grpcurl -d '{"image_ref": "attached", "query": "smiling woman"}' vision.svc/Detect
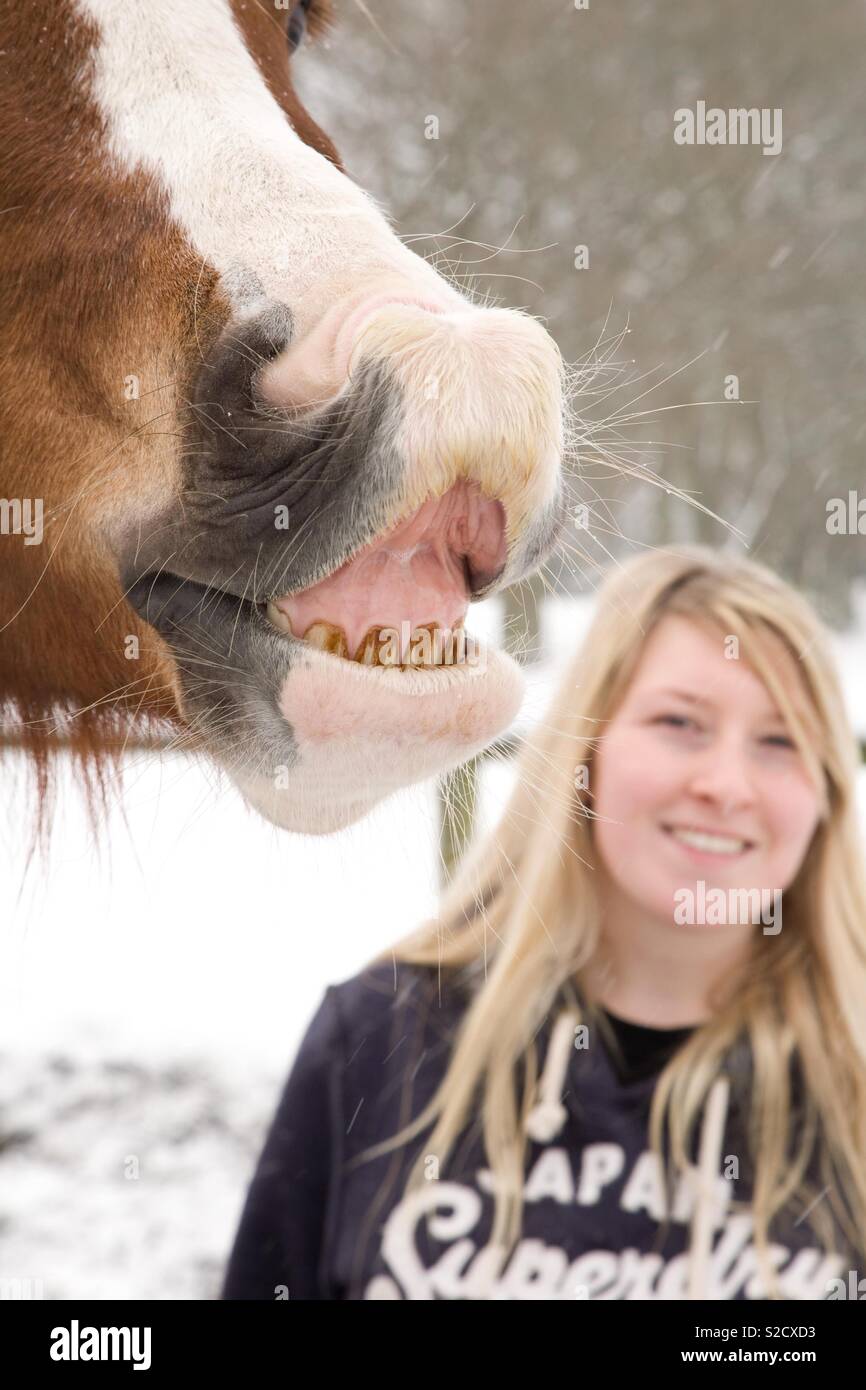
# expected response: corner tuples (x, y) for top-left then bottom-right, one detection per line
(222, 544), (866, 1300)
(588, 613), (825, 977)
(0, 0), (567, 847)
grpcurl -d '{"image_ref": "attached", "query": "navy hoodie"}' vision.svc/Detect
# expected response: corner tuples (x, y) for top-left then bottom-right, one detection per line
(221, 960), (852, 1301)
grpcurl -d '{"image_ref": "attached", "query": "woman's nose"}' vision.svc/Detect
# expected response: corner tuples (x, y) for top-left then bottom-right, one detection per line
(685, 738), (757, 812)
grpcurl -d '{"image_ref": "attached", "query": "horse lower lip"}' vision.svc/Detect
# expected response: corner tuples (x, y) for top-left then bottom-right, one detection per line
(119, 562), (521, 836)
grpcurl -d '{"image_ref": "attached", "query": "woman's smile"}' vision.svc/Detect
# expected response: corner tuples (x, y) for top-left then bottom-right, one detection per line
(659, 822), (757, 864)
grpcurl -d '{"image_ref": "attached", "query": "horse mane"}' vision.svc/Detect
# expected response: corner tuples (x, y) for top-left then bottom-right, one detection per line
(0, 694), (195, 878)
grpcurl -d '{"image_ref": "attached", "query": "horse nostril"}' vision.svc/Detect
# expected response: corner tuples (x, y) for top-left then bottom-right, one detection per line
(193, 303), (294, 420)
(255, 283), (456, 415)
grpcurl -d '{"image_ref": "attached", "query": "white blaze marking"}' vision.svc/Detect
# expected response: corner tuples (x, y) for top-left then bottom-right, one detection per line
(75, 0), (457, 330)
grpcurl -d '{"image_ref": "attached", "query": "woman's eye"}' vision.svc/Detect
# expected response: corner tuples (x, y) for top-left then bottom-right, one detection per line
(761, 734), (796, 750)
(287, 0), (311, 54)
(653, 713), (699, 732)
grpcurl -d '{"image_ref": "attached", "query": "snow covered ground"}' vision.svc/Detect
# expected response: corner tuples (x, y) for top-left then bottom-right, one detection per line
(1, 593), (864, 1300)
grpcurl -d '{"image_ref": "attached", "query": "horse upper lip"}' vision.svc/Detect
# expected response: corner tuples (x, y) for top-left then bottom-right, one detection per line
(271, 483), (506, 595)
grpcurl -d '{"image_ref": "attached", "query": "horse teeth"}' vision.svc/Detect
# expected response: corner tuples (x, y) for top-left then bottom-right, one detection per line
(406, 622), (440, 666)
(355, 628), (378, 664)
(266, 600), (294, 636)
(302, 621), (349, 658)
(354, 626), (402, 666)
(268, 607), (468, 668)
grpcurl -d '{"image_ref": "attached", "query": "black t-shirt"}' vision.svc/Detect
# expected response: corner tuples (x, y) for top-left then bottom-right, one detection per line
(601, 1009), (697, 1085)
(222, 961), (850, 1301)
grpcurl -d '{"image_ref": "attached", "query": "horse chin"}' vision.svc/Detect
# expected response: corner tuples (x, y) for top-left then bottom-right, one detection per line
(226, 642), (524, 835)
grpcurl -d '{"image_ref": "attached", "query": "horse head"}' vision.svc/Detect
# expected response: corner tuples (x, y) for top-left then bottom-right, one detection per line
(0, 0), (567, 838)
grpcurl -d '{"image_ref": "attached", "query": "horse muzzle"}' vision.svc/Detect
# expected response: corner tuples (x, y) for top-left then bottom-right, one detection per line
(119, 288), (567, 833)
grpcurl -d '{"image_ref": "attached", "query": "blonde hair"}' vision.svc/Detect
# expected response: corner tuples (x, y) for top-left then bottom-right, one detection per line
(359, 544), (866, 1296)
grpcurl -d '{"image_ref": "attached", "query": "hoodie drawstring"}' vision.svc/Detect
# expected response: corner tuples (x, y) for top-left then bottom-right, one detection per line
(525, 1009), (732, 1301)
(526, 1009), (580, 1143)
(686, 1075), (731, 1300)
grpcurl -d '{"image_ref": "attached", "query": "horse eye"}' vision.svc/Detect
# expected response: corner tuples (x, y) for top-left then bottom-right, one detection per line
(287, 0), (312, 54)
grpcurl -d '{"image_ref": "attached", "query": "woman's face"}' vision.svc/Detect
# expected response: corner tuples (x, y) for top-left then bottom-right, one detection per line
(590, 614), (823, 931)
